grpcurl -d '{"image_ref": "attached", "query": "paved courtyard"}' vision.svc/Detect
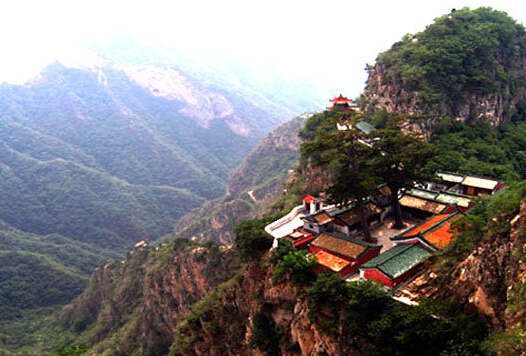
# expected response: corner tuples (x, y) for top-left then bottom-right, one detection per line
(366, 216), (421, 252)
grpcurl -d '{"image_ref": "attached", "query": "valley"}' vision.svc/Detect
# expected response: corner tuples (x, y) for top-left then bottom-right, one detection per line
(4, 5), (526, 356)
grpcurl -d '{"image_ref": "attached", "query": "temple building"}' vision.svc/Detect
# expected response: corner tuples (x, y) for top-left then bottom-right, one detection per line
(359, 243), (434, 288)
(391, 211), (461, 251)
(360, 211), (461, 287)
(398, 192), (450, 219)
(408, 188), (472, 212)
(426, 172), (505, 196)
(326, 94), (353, 111)
(309, 232), (382, 277)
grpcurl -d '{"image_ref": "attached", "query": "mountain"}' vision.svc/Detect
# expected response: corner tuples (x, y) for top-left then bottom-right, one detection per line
(55, 241), (241, 356)
(0, 40), (327, 353)
(42, 8), (526, 356)
(361, 7), (526, 126)
(173, 114), (309, 245)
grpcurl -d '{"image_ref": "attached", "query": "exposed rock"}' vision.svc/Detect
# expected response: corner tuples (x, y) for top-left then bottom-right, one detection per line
(170, 256), (357, 356)
(174, 115), (307, 244)
(405, 200), (526, 330)
(58, 243), (241, 356)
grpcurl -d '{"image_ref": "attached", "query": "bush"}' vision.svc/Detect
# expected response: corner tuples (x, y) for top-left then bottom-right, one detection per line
(272, 240), (317, 286)
(304, 273), (488, 355)
(233, 219), (273, 258)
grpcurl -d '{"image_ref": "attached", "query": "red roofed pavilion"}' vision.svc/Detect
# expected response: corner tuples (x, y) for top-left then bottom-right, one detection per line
(327, 94), (352, 111)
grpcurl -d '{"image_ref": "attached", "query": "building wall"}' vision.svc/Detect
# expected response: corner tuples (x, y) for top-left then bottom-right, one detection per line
(362, 263), (423, 288)
(362, 269), (394, 287)
(356, 248), (381, 266)
(392, 264), (423, 287)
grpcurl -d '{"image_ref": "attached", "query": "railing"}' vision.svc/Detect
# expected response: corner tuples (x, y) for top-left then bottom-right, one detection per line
(265, 205), (305, 233)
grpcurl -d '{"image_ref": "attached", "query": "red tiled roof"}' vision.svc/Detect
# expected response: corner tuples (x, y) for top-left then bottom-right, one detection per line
(402, 213), (452, 237)
(303, 195), (315, 203)
(396, 212), (461, 250)
(423, 219), (457, 249)
(329, 94), (352, 104)
(314, 250), (352, 272)
(293, 234), (317, 248)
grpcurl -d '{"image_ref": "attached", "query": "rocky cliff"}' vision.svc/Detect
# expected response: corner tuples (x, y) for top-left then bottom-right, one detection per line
(361, 8), (526, 128)
(57, 241), (241, 356)
(403, 184), (526, 354)
(169, 256), (353, 356)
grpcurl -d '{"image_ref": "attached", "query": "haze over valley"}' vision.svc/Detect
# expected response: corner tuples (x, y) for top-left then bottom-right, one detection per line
(3, 1), (526, 355)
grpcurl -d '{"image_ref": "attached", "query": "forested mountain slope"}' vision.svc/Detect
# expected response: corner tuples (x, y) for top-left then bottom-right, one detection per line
(174, 114), (308, 244)
(361, 7), (526, 126)
(0, 44), (325, 354)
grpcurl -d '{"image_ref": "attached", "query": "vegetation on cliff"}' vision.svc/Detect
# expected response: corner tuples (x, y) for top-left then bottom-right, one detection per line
(300, 110), (437, 229)
(413, 182), (526, 355)
(362, 7), (526, 123)
(426, 117), (526, 181)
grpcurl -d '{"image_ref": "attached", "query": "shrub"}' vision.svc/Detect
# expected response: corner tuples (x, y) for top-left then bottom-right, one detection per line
(234, 219), (273, 258)
(272, 241), (317, 286)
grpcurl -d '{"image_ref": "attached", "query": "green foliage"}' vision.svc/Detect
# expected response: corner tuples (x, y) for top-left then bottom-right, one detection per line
(234, 218), (274, 258)
(301, 110), (437, 230)
(305, 273), (488, 355)
(427, 119), (526, 181)
(371, 126), (438, 192)
(0, 58), (308, 353)
(482, 325), (526, 356)
(299, 111), (339, 141)
(301, 111), (382, 239)
(53, 240), (240, 356)
(249, 313), (281, 356)
(370, 124), (438, 227)
(173, 115), (306, 244)
(169, 273), (247, 356)
(55, 345), (87, 356)
(273, 240), (317, 286)
(440, 181), (526, 271)
(374, 7), (526, 116)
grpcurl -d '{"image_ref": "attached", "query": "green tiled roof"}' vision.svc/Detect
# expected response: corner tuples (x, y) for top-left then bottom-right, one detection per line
(361, 243), (433, 279)
(435, 191), (471, 205)
(408, 188), (440, 200)
(356, 120), (375, 134)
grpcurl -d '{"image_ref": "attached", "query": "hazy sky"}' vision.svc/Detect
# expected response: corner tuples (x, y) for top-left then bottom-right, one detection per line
(1, 0), (525, 97)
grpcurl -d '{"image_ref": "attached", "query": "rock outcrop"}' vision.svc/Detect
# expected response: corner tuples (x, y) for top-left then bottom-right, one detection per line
(405, 199), (526, 330)
(360, 8), (526, 130)
(170, 257), (352, 356)
(58, 242), (241, 356)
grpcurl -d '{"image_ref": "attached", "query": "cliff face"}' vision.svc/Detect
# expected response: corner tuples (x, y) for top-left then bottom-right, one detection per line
(361, 8), (526, 129)
(406, 197), (526, 332)
(58, 242), (241, 356)
(169, 258), (350, 356)
(362, 62), (526, 128)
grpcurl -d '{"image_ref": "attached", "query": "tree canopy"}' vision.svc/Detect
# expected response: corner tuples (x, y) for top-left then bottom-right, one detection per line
(301, 112), (380, 240)
(373, 7), (526, 115)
